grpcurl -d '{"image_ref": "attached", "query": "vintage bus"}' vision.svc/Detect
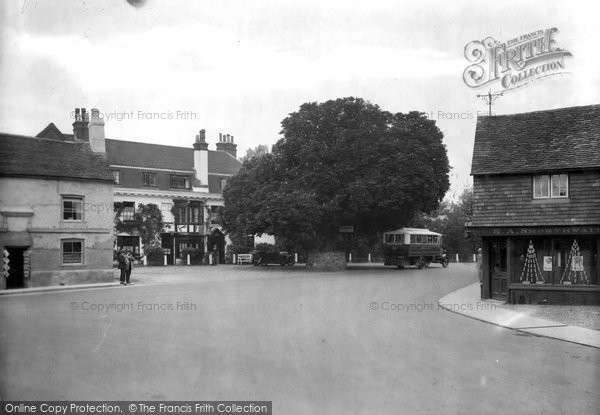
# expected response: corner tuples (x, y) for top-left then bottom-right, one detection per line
(383, 228), (449, 269)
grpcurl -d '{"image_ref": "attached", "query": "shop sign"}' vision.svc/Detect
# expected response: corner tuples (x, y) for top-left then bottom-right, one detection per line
(478, 226), (600, 236)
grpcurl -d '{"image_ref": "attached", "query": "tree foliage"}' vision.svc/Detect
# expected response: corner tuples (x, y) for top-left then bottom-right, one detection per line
(416, 187), (481, 257)
(114, 203), (164, 251)
(222, 97), (450, 251)
(241, 144), (270, 162)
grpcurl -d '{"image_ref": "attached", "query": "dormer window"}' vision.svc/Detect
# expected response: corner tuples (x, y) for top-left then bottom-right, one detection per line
(171, 175), (190, 189)
(142, 172), (157, 187)
(533, 173), (568, 199)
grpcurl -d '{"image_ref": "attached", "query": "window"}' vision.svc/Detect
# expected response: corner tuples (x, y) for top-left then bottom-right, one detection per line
(121, 202), (135, 221)
(113, 170), (120, 184)
(63, 196), (83, 221)
(220, 178), (227, 191)
(533, 174), (568, 199)
(189, 204), (202, 223)
(551, 174), (568, 198)
(171, 175), (190, 189)
(142, 172), (157, 187)
(62, 239), (83, 264)
(384, 234), (394, 244)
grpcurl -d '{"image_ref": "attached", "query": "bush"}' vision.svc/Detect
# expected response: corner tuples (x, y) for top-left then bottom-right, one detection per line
(145, 245), (164, 264)
(181, 247), (204, 265)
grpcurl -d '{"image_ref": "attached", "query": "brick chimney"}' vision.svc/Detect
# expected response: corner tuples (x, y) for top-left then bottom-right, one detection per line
(88, 108), (106, 153)
(72, 108), (89, 141)
(193, 129), (209, 187)
(216, 132), (237, 158)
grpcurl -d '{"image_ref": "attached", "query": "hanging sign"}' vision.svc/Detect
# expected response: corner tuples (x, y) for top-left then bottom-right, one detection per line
(543, 256), (553, 272)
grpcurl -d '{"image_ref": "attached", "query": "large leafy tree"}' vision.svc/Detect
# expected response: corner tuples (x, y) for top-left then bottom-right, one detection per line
(241, 144), (270, 162)
(222, 97), (450, 251)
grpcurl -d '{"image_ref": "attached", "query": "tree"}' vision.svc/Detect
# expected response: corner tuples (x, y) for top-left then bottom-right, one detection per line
(415, 187), (481, 258)
(241, 144), (270, 162)
(222, 97), (450, 252)
(114, 203), (164, 251)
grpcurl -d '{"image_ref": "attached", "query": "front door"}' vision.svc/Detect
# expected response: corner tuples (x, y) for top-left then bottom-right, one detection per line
(490, 240), (508, 300)
(5, 247), (27, 289)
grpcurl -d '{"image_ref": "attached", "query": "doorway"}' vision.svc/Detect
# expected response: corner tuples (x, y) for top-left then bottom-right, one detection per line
(490, 240), (508, 300)
(5, 247), (27, 289)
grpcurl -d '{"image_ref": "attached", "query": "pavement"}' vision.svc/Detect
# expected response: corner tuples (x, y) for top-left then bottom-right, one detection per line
(2, 264), (599, 349)
(439, 282), (600, 349)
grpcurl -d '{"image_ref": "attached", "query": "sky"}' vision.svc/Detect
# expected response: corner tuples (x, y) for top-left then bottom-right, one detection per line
(1, 0), (599, 200)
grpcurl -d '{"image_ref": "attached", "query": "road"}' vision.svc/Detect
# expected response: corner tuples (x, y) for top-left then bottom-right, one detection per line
(1, 263), (598, 414)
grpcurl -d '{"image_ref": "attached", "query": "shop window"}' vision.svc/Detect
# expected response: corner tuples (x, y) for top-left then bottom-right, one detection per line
(63, 196), (83, 221)
(62, 239), (83, 264)
(533, 174), (568, 199)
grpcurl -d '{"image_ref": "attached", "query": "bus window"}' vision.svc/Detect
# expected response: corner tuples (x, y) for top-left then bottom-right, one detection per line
(410, 235), (416, 243)
(394, 234), (404, 244)
(384, 234), (394, 244)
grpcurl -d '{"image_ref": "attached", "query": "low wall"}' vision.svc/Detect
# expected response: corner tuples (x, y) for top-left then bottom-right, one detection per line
(30, 269), (114, 287)
(306, 251), (346, 271)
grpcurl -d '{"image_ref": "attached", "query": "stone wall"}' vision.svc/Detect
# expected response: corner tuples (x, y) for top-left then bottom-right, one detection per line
(306, 251), (346, 271)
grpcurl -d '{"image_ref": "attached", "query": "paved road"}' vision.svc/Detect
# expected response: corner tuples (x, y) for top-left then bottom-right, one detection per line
(1, 264), (598, 414)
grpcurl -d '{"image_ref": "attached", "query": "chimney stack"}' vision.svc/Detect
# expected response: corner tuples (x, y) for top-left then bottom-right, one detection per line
(88, 108), (106, 153)
(216, 132), (237, 158)
(193, 128), (209, 188)
(72, 107), (89, 141)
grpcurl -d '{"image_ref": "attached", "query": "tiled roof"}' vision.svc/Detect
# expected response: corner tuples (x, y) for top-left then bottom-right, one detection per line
(105, 138), (241, 175)
(471, 104), (600, 175)
(208, 149), (242, 175)
(0, 133), (113, 182)
(106, 139), (193, 171)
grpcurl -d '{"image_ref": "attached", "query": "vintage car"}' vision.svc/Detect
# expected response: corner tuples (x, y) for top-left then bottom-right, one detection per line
(251, 250), (295, 266)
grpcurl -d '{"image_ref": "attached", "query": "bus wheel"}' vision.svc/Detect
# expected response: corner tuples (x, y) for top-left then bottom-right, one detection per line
(417, 256), (426, 269)
(397, 265), (404, 269)
(442, 257), (449, 268)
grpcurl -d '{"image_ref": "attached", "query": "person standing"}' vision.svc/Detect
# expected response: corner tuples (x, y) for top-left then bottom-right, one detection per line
(125, 250), (134, 285)
(117, 249), (128, 285)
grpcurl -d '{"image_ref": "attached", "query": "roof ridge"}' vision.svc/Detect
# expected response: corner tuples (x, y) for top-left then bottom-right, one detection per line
(104, 138), (192, 150)
(478, 103), (600, 119)
(0, 132), (86, 144)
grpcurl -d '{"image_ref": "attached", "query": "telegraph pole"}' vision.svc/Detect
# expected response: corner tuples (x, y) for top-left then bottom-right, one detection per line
(477, 90), (503, 116)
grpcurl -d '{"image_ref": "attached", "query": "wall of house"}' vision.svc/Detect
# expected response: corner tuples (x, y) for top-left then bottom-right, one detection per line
(115, 167), (195, 191)
(472, 170), (600, 227)
(0, 177), (114, 287)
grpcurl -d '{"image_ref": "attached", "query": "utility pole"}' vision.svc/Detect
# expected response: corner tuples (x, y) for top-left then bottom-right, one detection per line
(477, 90), (503, 116)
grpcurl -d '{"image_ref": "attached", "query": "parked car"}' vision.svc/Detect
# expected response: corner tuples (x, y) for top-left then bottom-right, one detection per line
(252, 250), (295, 266)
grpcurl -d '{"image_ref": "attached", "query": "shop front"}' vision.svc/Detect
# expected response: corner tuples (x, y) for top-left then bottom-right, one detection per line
(477, 226), (600, 304)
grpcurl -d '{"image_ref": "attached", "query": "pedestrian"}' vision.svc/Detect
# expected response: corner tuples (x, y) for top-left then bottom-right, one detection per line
(117, 248), (128, 285)
(125, 250), (134, 285)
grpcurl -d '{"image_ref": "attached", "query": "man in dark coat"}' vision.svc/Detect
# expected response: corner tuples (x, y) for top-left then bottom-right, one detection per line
(125, 250), (134, 285)
(117, 249), (128, 285)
